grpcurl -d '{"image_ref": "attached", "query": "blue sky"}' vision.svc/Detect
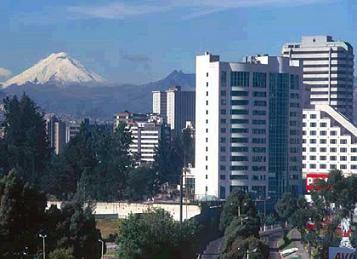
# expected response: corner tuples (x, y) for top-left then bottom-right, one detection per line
(0, 0), (356, 84)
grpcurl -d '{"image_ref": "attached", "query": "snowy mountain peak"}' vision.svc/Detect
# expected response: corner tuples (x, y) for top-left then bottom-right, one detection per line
(3, 52), (105, 87)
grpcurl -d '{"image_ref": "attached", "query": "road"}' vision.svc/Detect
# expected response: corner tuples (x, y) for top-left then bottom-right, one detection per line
(200, 237), (224, 259)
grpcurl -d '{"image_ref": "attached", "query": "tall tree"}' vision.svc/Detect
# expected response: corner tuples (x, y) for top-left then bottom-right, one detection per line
(1, 95), (51, 184)
(0, 170), (47, 257)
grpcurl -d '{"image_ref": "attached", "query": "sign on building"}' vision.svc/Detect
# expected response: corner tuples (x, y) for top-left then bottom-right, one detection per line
(329, 247), (356, 259)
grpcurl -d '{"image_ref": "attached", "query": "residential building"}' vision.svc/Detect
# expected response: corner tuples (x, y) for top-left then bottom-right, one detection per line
(46, 115), (66, 154)
(195, 52), (303, 200)
(282, 35), (354, 120)
(65, 121), (81, 143)
(152, 86), (195, 133)
(302, 104), (357, 178)
(114, 112), (169, 164)
(152, 91), (167, 121)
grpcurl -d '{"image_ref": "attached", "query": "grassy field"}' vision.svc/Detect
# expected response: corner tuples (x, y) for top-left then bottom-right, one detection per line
(96, 218), (120, 240)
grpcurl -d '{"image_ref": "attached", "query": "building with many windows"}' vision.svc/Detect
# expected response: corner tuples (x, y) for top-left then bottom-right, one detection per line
(152, 86), (195, 134)
(194, 53), (303, 200)
(46, 115), (66, 154)
(302, 104), (357, 177)
(114, 112), (169, 164)
(282, 35), (354, 120)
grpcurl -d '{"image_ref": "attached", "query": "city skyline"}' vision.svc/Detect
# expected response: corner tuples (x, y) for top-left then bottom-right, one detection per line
(1, 0), (356, 84)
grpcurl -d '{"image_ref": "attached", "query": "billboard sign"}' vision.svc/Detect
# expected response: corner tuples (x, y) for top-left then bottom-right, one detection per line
(329, 247), (356, 259)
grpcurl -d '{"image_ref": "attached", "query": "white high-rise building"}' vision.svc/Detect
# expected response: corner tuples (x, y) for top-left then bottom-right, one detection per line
(152, 86), (195, 133)
(302, 105), (357, 178)
(152, 91), (167, 121)
(282, 35), (354, 120)
(195, 53), (303, 200)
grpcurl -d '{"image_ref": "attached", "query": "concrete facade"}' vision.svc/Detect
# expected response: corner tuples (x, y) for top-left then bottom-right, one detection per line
(47, 201), (201, 222)
(195, 53), (303, 200)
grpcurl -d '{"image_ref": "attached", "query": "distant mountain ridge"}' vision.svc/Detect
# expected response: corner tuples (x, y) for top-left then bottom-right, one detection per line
(2, 70), (195, 119)
(3, 52), (104, 87)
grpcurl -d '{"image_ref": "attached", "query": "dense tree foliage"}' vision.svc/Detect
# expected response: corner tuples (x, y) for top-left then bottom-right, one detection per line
(0, 170), (46, 257)
(0, 171), (103, 258)
(0, 95), (51, 184)
(220, 191), (268, 259)
(42, 123), (135, 201)
(48, 248), (75, 259)
(117, 208), (199, 259)
(276, 170), (357, 257)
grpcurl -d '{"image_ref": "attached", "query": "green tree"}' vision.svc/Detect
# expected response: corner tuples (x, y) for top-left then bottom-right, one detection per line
(0, 170), (47, 257)
(46, 201), (103, 259)
(48, 248), (75, 259)
(219, 190), (257, 231)
(124, 166), (158, 201)
(0, 95), (51, 184)
(222, 236), (269, 259)
(117, 208), (199, 259)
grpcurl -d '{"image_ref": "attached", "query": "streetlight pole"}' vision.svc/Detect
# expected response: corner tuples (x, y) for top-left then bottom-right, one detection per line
(98, 239), (104, 259)
(39, 234), (47, 259)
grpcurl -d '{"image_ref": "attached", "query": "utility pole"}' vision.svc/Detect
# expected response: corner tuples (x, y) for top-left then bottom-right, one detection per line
(39, 234), (47, 259)
(179, 167), (184, 224)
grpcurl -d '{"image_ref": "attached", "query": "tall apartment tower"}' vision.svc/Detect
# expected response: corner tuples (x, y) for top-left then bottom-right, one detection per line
(46, 115), (66, 155)
(282, 36), (354, 120)
(152, 86), (195, 134)
(195, 53), (303, 200)
(152, 91), (167, 121)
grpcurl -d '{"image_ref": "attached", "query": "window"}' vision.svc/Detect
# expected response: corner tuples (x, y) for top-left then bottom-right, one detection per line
(220, 109), (226, 115)
(231, 137), (248, 143)
(231, 71), (250, 87)
(253, 91), (266, 97)
(220, 146), (225, 152)
(330, 139), (337, 144)
(320, 139), (327, 144)
(252, 138), (266, 144)
(320, 147), (326, 152)
(320, 164), (327, 169)
(220, 90), (226, 96)
(253, 110), (266, 116)
(220, 137), (226, 143)
(253, 72), (266, 88)
(310, 139), (316, 144)
(320, 156), (326, 160)
(320, 122), (327, 127)
(206, 91), (208, 96)
(220, 174), (226, 179)
(340, 139), (347, 144)
(310, 148), (316, 152)
(310, 130), (316, 135)
(252, 129), (266, 134)
(330, 148), (337, 152)
(320, 131), (327, 136)
(252, 120), (266, 125)
(221, 71), (227, 85)
(231, 100), (249, 105)
(206, 110), (209, 115)
(254, 100), (267, 106)
(231, 128), (248, 133)
(230, 166), (248, 171)
(310, 164), (316, 169)
(352, 156), (357, 161)
(310, 114), (317, 119)
(310, 122), (316, 127)
(310, 156), (316, 160)
(206, 72), (209, 77)
(340, 148), (347, 153)
(230, 175), (248, 180)
(331, 131), (336, 136)
(231, 119), (249, 124)
(330, 156), (337, 161)
(341, 156), (347, 161)
(231, 156), (248, 161)
(231, 91), (249, 96)
(231, 147), (248, 152)
(220, 119), (226, 124)
(231, 109), (248, 115)
(220, 128), (226, 133)
(252, 147), (266, 153)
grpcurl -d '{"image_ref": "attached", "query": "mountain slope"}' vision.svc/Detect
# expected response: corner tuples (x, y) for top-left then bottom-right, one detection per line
(4, 52), (104, 87)
(3, 71), (195, 119)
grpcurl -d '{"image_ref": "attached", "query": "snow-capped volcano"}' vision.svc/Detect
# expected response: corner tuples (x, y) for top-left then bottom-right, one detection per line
(3, 52), (104, 87)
